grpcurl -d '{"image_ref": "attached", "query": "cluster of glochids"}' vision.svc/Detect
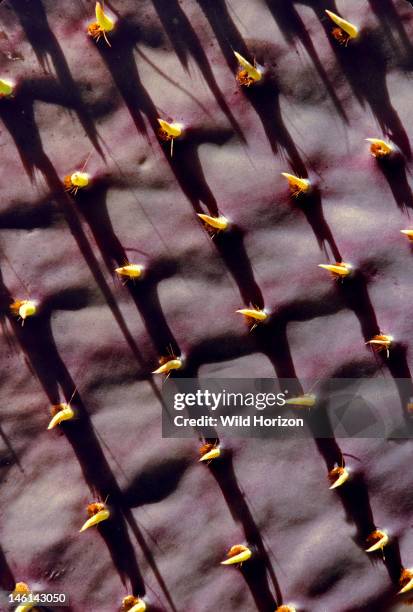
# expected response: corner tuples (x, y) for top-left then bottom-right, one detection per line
(9, 581), (147, 612)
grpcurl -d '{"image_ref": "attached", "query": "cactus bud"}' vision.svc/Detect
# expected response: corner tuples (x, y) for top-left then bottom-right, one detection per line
(236, 308), (268, 322)
(285, 394), (316, 408)
(325, 10), (359, 44)
(79, 502), (110, 533)
(121, 595), (147, 612)
(199, 443), (221, 462)
(47, 403), (75, 430)
(152, 357), (182, 375)
(328, 466), (349, 490)
(281, 172), (311, 197)
(64, 171), (90, 195)
(366, 138), (394, 159)
(318, 263), (352, 278)
(399, 569), (413, 595)
(401, 230), (413, 241)
(365, 529), (389, 553)
(13, 583), (35, 612)
(115, 264), (144, 279)
(221, 544), (252, 566)
(88, 2), (116, 45)
(197, 214), (229, 231)
(10, 299), (37, 323)
(366, 334), (393, 358)
(234, 51), (263, 86)
(0, 78), (15, 98)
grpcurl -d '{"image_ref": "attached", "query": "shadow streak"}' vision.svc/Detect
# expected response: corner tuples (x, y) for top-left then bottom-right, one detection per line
(312, 2), (411, 159)
(0, 271), (177, 610)
(10, 0), (104, 157)
(295, 187), (342, 260)
(209, 451), (281, 611)
(376, 153), (413, 212)
(0, 543), (15, 591)
(213, 225), (264, 308)
(264, 0), (348, 121)
(0, 424), (24, 473)
(151, 0), (245, 141)
(367, 0), (413, 60)
(165, 125), (234, 215)
(91, 25), (227, 215)
(0, 272), (144, 594)
(338, 269), (413, 420)
(196, 0), (306, 173)
(182, 285), (400, 581)
(240, 73), (307, 175)
(0, 91), (150, 375)
(75, 180), (180, 357)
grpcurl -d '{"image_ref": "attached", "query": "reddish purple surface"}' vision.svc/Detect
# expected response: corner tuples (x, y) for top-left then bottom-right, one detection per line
(0, 1), (413, 610)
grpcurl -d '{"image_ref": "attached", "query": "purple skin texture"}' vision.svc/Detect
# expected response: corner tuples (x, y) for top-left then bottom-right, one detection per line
(0, 0), (413, 610)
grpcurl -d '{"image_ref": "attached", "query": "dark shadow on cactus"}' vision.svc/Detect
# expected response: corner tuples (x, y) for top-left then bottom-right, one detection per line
(74, 179), (180, 357)
(0, 543), (15, 591)
(91, 26), (224, 216)
(382, 538), (403, 586)
(183, 332), (255, 374)
(334, 270), (413, 421)
(375, 152), (413, 212)
(121, 508), (178, 611)
(0, 93), (53, 180)
(91, 511), (145, 594)
(129, 261), (182, 357)
(213, 225), (264, 308)
(254, 316), (344, 469)
(195, 0), (306, 174)
(313, 437), (344, 471)
(361, 587), (401, 612)
(335, 471), (376, 542)
(312, 5), (411, 159)
(176, 281), (404, 590)
(89, 19), (158, 135)
(210, 451), (281, 611)
(0, 279), (145, 594)
(263, 0), (348, 122)
(316, 459), (404, 587)
(151, 0), (246, 142)
(328, 357), (379, 378)
(183, 288), (345, 374)
(336, 270), (380, 342)
(195, 0), (250, 72)
(296, 187), (342, 261)
(9, 0), (104, 157)
(381, 342), (413, 422)
(255, 318), (303, 382)
(0, 96), (152, 375)
(367, 0), (413, 61)
(0, 275), (177, 610)
(241, 75), (307, 176)
(0, 424), (24, 473)
(122, 457), (191, 507)
(165, 125), (235, 216)
(0, 200), (57, 230)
